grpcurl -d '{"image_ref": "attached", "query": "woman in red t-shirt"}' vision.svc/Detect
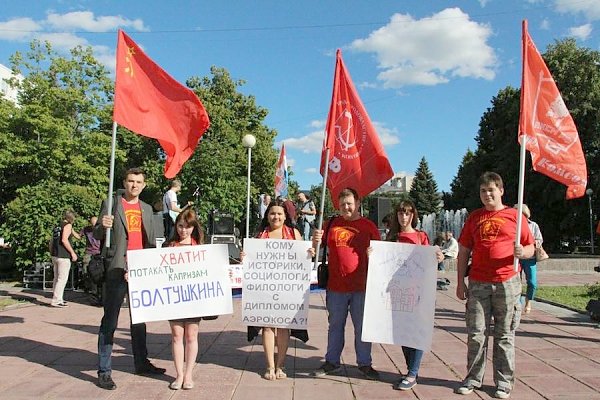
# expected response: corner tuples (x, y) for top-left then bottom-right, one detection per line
(164, 208), (204, 390)
(386, 200), (443, 391)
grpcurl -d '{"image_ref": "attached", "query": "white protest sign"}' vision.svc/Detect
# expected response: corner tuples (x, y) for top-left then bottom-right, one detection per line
(127, 244), (233, 324)
(242, 238), (312, 330)
(362, 240), (437, 351)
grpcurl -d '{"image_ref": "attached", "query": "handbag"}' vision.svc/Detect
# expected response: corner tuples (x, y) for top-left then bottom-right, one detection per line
(317, 216), (337, 289)
(535, 246), (549, 262)
(88, 254), (106, 284)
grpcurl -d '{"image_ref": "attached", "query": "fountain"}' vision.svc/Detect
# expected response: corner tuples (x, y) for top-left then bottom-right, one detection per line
(417, 208), (468, 241)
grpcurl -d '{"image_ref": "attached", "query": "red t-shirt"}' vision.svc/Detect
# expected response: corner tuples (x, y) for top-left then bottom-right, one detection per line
(396, 231), (430, 245)
(122, 198), (144, 251)
(458, 206), (534, 283)
(326, 217), (380, 292)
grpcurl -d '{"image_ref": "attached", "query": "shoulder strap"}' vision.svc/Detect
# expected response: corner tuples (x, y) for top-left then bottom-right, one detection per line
(321, 215), (338, 264)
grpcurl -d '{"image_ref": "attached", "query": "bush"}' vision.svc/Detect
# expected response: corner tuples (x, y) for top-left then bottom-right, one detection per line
(0, 181), (101, 269)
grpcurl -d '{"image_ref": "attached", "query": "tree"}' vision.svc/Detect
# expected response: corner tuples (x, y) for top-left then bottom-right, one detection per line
(0, 40), (115, 267)
(450, 39), (600, 251)
(0, 45), (283, 268)
(409, 157), (441, 216)
(181, 67), (278, 235)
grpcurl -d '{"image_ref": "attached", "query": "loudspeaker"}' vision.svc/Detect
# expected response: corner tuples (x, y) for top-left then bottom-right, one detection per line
(368, 197), (392, 228)
(210, 235), (236, 244)
(211, 212), (234, 235)
(153, 213), (165, 239)
(210, 235), (240, 261)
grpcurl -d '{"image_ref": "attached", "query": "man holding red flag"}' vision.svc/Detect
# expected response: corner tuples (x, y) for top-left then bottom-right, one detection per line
(320, 49), (394, 208)
(518, 20), (587, 199)
(114, 29), (210, 179)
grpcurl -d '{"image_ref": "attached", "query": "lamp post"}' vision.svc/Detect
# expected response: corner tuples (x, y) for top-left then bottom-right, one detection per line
(242, 134), (256, 239)
(586, 188), (594, 254)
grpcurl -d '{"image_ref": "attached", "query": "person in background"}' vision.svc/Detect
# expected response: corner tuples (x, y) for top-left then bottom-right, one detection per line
(245, 198), (308, 380)
(386, 200), (443, 391)
(311, 187), (381, 381)
(277, 195), (297, 227)
(94, 167), (165, 390)
(258, 193), (271, 219)
(439, 231), (459, 272)
(49, 210), (80, 307)
(164, 208), (205, 390)
(296, 191), (316, 241)
(80, 216), (101, 304)
(455, 172), (534, 399)
(162, 179), (184, 240)
(514, 204), (543, 313)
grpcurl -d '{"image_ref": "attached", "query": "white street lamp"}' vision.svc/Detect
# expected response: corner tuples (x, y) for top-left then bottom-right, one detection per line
(242, 134), (256, 239)
(586, 188), (594, 254)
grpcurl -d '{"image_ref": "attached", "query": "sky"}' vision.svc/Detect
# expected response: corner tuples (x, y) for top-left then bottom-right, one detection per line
(1, 0), (598, 193)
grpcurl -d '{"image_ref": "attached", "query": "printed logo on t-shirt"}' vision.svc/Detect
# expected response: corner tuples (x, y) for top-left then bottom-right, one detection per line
(477, 215), (506, 241)
(124, 209), (142, 233)
(332, 226), (358, 247)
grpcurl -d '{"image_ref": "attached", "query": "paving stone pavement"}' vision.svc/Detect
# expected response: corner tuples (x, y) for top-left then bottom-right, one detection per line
(0, 269), (599, 400)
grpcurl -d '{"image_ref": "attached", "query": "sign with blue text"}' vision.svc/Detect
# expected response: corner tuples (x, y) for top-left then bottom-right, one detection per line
(127, 244), (233, 324)
(362, 241), (437, 351)
(242, 238), (312, 330)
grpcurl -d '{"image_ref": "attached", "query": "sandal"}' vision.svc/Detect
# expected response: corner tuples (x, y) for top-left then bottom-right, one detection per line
(276, 368), (287, 379)
(169, 380), (182, 390)
(263, 368), (276, 381)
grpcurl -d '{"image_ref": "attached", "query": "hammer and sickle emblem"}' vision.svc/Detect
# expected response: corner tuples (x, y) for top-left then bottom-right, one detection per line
(335, 110), (355, 151)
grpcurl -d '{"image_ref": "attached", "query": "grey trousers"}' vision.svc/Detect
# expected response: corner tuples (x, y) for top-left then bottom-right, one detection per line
(464, 274), (522, 391)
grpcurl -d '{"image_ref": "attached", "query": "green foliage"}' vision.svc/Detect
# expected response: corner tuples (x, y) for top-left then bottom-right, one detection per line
(1, 182), (100, 268)
(449, 39), (600, 251)
(174, 67), (278, 231)
(0, 40), (115, 269)
(308, 184), (336, 224)
(409, 157), (441, 216)
(0, 42), (283, 268)
(534, 285), (594, 313)
(587, 282), (600, 299)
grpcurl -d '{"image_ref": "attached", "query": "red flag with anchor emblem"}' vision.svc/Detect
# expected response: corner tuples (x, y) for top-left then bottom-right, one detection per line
(518, 20), (587, 199)
(320, 49), (394, 208)
(113, 29), (210, 179)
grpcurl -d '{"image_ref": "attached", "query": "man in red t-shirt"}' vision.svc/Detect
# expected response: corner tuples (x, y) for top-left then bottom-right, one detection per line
(455, 172), (534, 399)
(310, 188), (381, 380)
(94, 168), (164, 390)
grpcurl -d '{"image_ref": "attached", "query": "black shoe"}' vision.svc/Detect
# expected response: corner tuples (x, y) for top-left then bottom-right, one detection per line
(311, 361), (341, 377)
(358, 365), (380, 380)
(135, 361), (166, 375)
(97, 374), (116, 390)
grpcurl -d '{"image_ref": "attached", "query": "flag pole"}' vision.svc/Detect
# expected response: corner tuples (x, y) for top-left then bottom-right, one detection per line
(514, 137), (527, 272)
(314, 147), (330, 271)
(514, 19), (528, 271)
(104, 121), (118, 248)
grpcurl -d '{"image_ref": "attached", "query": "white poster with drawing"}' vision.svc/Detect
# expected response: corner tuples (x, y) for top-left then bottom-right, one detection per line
(362, 240), (437, 351)
(242, 238), (312, 330)
(127, 244), (233, 324)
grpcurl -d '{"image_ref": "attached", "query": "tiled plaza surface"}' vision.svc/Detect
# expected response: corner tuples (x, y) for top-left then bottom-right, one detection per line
(1, 267), (599, 399)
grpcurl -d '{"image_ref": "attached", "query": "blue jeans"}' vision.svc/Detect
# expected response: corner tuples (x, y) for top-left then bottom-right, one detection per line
(98, 269), (148, 376)
(402, 346), (424, 378)
(301, 219), (312, 241)
(325, 291), (372, 367)
(520, 258), (537, 300)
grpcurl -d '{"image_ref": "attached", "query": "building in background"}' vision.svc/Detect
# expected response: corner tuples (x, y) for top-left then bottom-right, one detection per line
(0, 63), (23, 104)
(373, 172), (414, 195)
